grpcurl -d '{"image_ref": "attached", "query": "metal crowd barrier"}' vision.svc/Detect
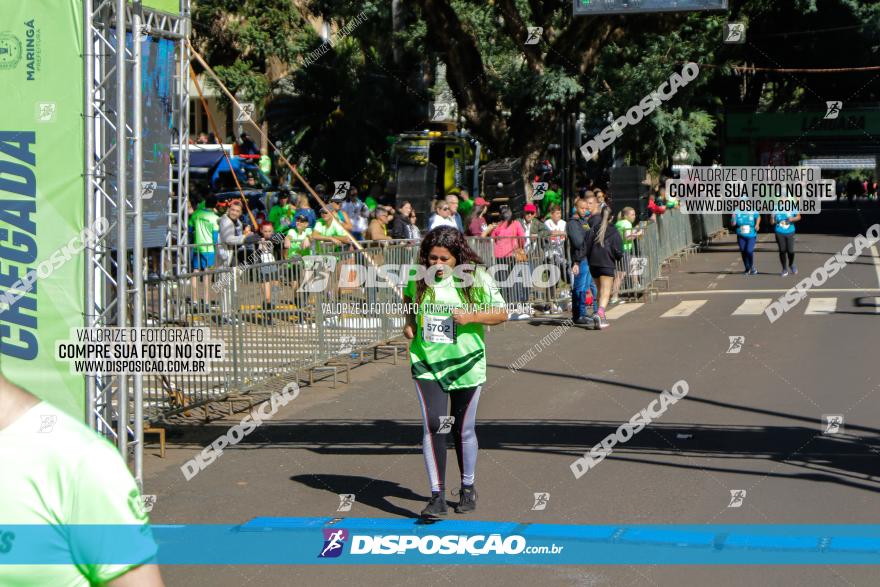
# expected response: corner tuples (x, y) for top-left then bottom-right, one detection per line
(143, 211), (721, 420)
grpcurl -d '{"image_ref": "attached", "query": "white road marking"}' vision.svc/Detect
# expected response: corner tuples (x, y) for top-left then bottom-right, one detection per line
(661, 300), (707, 318)
(733, 298), (773, 315)
(707, 282), (718, 289)
(872, 245), (880, 289)
(717, 274), (727, 280)
(606, 303), (644, 320)
(805, 297), (837, 315)
(659, 288), (880, 296)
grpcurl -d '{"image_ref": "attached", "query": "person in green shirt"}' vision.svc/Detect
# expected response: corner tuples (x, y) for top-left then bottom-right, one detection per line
(611, 206), (644, 304)
(283, 214), (313, 292)
(267, 191), (294, 234)
(456, 188), (475, 219)
(312, 207), (350, 253)
(187, 196), (220, 312)
(402, 226), (507, 519)
(0, 371), (164, 587)
(284, 215), (313, 258)
(540, 182), (563, 217)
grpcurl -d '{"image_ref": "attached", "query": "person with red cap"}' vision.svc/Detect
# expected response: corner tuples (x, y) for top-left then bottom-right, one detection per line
(519, 203), (550, 248)
(518, 203), (550, 315)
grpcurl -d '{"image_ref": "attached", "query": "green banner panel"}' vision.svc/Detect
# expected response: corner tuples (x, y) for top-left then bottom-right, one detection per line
(142, 0), (179, 15)
(0, 0), (86, 420)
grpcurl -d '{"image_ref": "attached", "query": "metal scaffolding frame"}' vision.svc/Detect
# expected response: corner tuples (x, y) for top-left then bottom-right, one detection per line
(83, 0), (190, 486)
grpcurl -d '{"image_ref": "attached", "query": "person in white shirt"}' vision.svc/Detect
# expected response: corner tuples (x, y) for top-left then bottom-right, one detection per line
(341, 186), (369, 240)
(428, 199), (459, 231)
(445, 194), (464, 231)
(543, 204), (568, 314)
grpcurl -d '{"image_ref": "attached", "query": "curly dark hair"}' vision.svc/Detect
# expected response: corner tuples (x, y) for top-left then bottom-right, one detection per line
(414, 226), (485, 305)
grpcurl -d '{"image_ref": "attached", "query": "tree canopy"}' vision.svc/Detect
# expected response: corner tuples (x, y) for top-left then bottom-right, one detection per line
(191, 0), (880, 184)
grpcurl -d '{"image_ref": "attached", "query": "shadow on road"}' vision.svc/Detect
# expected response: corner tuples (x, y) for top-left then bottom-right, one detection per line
(289, 474), (426, 518)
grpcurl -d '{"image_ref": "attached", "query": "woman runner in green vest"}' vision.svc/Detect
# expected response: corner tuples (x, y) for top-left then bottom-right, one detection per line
(403, 226), (507, 518)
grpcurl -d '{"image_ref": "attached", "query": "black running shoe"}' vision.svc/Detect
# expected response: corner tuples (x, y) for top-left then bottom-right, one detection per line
(454, 485), (477, 514)
(420, 492), (448, 518)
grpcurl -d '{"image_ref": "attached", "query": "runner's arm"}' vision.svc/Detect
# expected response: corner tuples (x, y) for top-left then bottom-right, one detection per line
(403, 295), (417, 339)
(107, 564), (164, 587)
(452, 306), (508, 326)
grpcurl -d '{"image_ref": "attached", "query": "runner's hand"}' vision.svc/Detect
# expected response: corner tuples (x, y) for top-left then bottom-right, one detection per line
(403, 324), (415, 339)
(451, 309), (471, 325)
(572, 264), (579, 276)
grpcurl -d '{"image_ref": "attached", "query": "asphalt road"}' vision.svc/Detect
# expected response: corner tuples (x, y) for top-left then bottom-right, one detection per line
(145, 226), (880, 586)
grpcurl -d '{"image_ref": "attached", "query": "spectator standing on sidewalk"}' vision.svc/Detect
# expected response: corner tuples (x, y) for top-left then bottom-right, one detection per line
(256, 222), (284, 325)
(342, 186), (370, 241)
(366, 207), (393, 242)
(544, 204), (568, 312)
(611, 207), (643, 305)
(283, 214), (312, 292)
(330, 192), (354, 234)
(391, 200), (413, 239)
(188, 195), (219, 313)
(218, 200), (258, 269)
(429, 200), (459, 230)
(465, 198), (495, 237)
(295, 192), (317, 229)
(541, 182), (563, 217)
(312, 207), (350, 252)
(519, 203), (549, 251)
(408, 209), (422, 240)
(519, 203), (550, 312)
(647, 188), (668, 220)
(268, 189), (294, 235)
(490, 205), (528, 318)
(445, 194), (464, 232)
(217, 200), (259, 322)
(457, 188), (474, 220)
(566, 197), (599, 326)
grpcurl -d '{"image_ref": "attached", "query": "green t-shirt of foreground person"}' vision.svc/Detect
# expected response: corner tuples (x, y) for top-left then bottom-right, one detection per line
(403, 265), (505, 391)
(0, 373), (163, 587)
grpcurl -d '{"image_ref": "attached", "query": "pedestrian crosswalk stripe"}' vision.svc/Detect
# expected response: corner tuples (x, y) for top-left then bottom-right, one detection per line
(661, 300), (707, 318)
(606, 303), (644, 320)
(805, 297), (837, 315)
(732, 298), (772, 315)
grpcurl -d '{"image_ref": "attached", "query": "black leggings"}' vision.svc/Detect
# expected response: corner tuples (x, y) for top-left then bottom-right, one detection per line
(775, 233), (796, 270)
(414, 379), (482, 492)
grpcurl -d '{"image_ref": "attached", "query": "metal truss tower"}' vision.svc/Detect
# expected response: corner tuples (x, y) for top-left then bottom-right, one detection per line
(83, 0), (190, 486)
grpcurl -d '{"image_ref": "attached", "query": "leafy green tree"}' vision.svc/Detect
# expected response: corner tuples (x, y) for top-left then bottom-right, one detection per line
(191, 0), (308, 142)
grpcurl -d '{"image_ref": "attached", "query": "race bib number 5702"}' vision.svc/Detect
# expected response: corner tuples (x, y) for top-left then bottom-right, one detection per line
(423, 315), (456, 344)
